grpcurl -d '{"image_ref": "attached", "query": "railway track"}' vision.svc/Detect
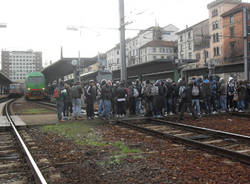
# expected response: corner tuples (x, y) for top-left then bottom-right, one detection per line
(1, 100), (48, 184)
(115, 118), (250, 165)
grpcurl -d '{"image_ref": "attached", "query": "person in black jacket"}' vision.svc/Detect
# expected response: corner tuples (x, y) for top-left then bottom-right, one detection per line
(63, 83), (72, 120)
(192, 80), (201, 116)
(85, 80), (97, 119)
(101, 80), (112, 120)
(116, 81), (127, 118)
(111, 82), (119, 118)
(179, 81), (198, 120)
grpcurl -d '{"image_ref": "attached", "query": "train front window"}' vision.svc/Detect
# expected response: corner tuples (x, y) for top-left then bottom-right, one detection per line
(10, 84), (15, 89)
(28, 76), (43, 83)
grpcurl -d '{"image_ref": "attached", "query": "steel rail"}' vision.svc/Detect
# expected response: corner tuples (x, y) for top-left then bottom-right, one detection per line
(116, 120), (250, 165)
(4, 100), (47, 184)
(150, 118), (250, 142)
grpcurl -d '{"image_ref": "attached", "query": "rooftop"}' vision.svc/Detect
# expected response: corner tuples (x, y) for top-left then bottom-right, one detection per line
(176, 19), (209, 35)
(207, 0), (241, 9)
(140, 40), (176, 49)
(221, 3), (250, 17)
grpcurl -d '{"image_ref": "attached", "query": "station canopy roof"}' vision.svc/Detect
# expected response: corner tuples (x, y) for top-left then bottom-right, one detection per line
(42, 57), (98, 83)
(0, 71), (11, 85)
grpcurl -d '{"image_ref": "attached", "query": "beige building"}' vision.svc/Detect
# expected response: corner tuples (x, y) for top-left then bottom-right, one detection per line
(207, 0), (241, 65)
(139, 40), (177, 63)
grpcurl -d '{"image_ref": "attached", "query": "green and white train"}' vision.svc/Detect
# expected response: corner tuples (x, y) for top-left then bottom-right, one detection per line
(25, 72), (46, 100)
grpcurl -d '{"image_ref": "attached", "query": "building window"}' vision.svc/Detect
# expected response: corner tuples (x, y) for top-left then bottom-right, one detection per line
(188, 52), (192, 59)
(180, 36), (183, 42)
(180, 45), (183, 52)
(204, 50), (209, 60)
(212, 9), (218, 17)
(153, 48), (156, 52)
(153, 56), (157, 60)
(213, 47), (220, 56)
(196, 53), (201, 60)
(230, 41), (236, 55)
(188, 32), (191, 39)
(213, 33), (220, 43)
(230, 15), (235, 24)
(188, 43), (192, 50)
(212, 21), (219, 30)
(230, 27), (234, 38)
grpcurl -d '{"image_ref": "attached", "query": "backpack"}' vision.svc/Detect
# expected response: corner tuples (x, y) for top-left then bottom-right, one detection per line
(179, 86), (185, 96)
(192, 85), (200, 96)
(144, 85), (152, 97)
(71, 85), (80, 98)
(53, 87), (60, 99)
(203, 82), (211, 96)
(151, 86), (159, 96)
(128, 86), (134, 98)
(211, 80), (217, 95)
(133, 88), (139, 98)
(228, 83), (235, 95)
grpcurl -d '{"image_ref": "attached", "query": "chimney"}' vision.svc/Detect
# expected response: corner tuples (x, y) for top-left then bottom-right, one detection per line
(60, 46), (63, 59)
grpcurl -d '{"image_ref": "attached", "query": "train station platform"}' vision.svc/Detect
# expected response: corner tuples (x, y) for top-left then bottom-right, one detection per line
(0, 116), (10, 129)
(11, 116), (26, 127)
(0, 95), (9, 99)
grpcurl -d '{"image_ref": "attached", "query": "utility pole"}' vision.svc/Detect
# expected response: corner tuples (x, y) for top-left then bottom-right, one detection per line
(78, 50), (81, 82)
(243, 7), (249, 81)
(119, 0), (127, 81)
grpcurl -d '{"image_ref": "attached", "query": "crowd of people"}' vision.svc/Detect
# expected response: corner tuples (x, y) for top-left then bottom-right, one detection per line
(52, 75), (250, 122)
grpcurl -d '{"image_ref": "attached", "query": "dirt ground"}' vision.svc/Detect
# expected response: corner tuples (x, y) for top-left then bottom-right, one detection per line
(28, 120), (250, 184)
(164, 114), (250, 136)
(11, 98), (250, 183)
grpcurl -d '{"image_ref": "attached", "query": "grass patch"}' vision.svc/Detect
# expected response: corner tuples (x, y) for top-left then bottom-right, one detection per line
(42, 122), (143, 166)
(42, 121), (107, 147)
(20, 108), (51, 114)
(108, 141), (143, 165)
(42, 121), (98, 139)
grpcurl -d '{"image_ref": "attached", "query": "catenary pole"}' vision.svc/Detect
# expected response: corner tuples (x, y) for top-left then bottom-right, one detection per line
(119, 0), (127, 81)
(243, 7), (249, 81)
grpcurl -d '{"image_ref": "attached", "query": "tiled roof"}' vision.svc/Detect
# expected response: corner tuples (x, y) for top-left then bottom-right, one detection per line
(140, 40), (176, 49)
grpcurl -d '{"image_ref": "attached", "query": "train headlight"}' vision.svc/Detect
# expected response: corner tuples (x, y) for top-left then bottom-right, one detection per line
(28, 88), (31, 91)
(42, 88), (45, 90)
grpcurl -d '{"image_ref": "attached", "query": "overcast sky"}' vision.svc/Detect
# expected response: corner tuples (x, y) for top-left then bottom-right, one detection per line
(0, 0), (248, 67)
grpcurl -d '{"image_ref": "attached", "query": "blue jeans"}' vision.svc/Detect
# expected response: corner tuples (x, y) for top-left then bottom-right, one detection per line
(136, 99), (141, 114)
(220, 95), (227, 111)
(192, 99), (200, 115)
(98, 99), (104, 115)
(238, 100), (245, 111)
(164, 97), (168, 113)
(56, 101), (64, 120)
(72, 98), (82, 117)
(102, 100), (111, 118)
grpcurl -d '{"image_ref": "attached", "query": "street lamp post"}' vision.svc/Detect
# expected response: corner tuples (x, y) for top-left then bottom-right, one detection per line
(119, 0), (127, 82)
(67, 26), (83, 83)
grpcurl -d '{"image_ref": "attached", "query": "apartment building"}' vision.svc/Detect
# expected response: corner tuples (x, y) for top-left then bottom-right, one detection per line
(1, 50), (42, 81)
(221, 3), (250, 63)
(177, 19), (210, 66)
(106, 24), (179, 71)
(207, 0), (242, 65)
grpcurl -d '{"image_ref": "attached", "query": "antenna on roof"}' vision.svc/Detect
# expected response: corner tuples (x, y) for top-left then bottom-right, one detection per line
(60, 46), (63, 59)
